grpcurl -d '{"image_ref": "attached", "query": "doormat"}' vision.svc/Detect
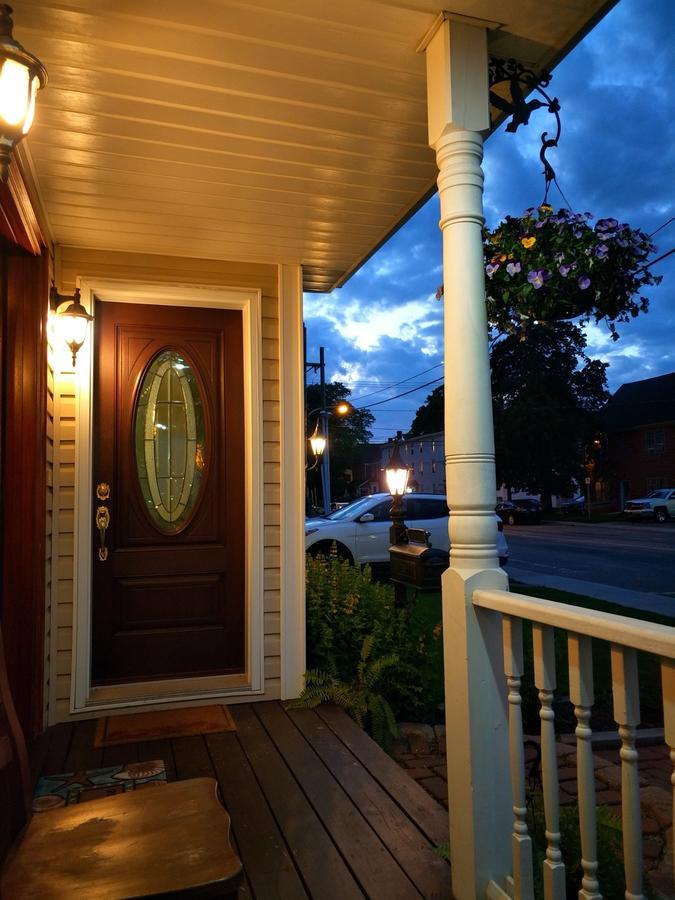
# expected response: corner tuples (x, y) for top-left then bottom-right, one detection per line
(94, 704), (237, 747)
(32, 760), (167, 813)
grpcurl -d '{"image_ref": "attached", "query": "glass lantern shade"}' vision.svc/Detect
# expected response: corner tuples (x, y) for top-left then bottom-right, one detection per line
(0, 6), (47, 181)
(309, 424), (326, 458)
(385, 444), (410, 496)
(54, 294), (94, 366)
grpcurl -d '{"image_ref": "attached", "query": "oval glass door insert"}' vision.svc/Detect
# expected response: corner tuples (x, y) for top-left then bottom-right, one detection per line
(134, 350), (206, 532)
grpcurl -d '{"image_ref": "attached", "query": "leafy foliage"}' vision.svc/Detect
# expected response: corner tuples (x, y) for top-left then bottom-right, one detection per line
(291, 636), (400, 747)
(491, 322), (609, 504)
(527, 792), (656, 899)
(407, 385), (444, 437)
(306, 382), (375, 501)
(296, 554), (443, 744)
(484, 205), (660, 341)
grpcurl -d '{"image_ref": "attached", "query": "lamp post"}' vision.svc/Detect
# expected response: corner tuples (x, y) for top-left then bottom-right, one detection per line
(385, 441), (410, 546)
(306, 401), (352, 513)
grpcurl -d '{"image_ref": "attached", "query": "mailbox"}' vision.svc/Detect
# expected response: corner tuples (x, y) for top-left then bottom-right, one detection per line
(389, 528), (448, 592)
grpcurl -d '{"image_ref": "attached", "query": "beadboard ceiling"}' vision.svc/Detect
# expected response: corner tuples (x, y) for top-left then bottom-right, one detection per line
(16, 0), (614, 292)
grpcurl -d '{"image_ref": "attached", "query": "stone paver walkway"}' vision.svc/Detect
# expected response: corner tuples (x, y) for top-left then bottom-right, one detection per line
(393, 723), (674, 898)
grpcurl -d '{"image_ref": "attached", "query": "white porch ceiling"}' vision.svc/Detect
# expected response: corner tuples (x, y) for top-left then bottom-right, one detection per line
(15, 0), (614, 292)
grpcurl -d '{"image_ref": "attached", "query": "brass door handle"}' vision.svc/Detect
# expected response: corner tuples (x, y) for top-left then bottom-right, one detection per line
(96, 505), (110, 561)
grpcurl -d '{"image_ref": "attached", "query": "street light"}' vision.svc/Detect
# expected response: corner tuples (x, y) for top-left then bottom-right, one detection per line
(385, 441), (410, 546)
(306, 401), (352, 512)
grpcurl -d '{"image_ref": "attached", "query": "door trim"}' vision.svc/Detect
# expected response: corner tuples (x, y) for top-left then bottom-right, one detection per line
(70, 279), (264, 713)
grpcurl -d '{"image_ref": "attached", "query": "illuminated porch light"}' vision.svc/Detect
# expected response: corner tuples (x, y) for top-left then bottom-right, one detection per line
(0, 5), (47, 181)
(50, 286), (94, 367)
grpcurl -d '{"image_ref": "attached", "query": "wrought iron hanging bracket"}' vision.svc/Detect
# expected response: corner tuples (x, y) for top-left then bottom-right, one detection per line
(488, 56), (562, 197)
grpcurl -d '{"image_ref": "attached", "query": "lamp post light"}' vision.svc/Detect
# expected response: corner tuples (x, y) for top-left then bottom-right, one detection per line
(0, 5), (47, 181)
(306, 401), (352, 513)
(385, 441), (410, 546)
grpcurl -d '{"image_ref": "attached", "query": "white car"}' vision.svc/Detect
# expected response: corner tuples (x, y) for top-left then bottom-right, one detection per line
(305, 492), (509, 568)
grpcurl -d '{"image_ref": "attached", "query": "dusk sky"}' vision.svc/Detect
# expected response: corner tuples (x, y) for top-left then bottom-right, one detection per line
(303, 0), (675, 444)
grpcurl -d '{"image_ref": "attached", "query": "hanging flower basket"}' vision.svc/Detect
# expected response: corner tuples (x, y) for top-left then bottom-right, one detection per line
(483, 205), (661, 340)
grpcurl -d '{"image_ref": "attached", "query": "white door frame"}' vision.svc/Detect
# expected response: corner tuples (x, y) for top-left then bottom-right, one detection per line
(69, 279), (265, 713)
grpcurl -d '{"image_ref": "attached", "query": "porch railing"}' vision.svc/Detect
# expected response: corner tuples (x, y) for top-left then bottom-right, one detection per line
(471, 588), (675, 900)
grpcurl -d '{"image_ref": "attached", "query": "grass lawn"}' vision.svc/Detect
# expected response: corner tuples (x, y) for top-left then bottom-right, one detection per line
(410, 583), (674, 732)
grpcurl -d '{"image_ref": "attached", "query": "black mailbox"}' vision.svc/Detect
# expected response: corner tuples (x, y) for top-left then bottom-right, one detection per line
(389, 528), (449, 592)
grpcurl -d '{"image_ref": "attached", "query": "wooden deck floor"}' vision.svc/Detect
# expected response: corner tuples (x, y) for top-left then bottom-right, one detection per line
(36, 702), (451, 900)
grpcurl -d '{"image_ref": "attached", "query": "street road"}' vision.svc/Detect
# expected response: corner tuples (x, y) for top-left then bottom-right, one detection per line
(505, 521), (675, 597)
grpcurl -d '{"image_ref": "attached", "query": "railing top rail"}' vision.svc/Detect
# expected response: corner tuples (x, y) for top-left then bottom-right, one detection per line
(473, 589), (675, 659)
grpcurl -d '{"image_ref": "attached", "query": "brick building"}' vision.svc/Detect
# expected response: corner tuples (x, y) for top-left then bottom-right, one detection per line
(602, 372), (675, 507)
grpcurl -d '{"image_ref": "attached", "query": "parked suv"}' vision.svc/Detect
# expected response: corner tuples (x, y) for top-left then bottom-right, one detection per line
(305, 493), (509, 567)
(624, 488), (675, 522)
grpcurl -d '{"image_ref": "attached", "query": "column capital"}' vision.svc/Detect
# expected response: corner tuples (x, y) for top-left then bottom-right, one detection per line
(424, 19), (490, 147)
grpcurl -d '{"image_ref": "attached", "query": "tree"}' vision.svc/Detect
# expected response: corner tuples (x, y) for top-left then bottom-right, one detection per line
(407, 385), (443, 437)
(491, 322), (609, 507)
(406, 323), (609, 507)
(306, 382), (375, 501)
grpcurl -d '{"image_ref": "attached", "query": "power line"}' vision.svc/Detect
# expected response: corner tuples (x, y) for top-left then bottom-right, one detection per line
(650, 215), (675, 238)
(349, 363), (443, 404)
(355, 376), (444, 410)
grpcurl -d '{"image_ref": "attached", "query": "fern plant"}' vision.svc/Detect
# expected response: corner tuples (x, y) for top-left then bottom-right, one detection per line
(291, 635), (400, 748)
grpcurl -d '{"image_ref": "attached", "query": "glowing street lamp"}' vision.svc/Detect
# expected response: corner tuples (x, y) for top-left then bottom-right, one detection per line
(385, 442), (410, 545)
(0, 5), (47, 181)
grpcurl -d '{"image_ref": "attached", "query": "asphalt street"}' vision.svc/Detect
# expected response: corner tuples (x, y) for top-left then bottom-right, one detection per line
(504, 520), (675, 598)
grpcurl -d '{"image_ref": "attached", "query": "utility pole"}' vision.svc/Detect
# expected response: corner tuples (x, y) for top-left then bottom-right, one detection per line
(305, 337), (332, 514)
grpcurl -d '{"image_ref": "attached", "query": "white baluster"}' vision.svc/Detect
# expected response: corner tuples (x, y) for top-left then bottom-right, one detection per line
(568, 633), (602, 900)
(533, 624), (566, 900)
(611, 645), (644, 900)
(661, 659), (675, 886)
(503, 615), (534, 900)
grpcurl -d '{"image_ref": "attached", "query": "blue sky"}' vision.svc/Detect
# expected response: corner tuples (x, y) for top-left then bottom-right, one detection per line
(303, 0), (675, 443)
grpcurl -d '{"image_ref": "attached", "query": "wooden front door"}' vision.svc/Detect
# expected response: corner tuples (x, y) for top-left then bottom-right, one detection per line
(91, 301), (245, 685)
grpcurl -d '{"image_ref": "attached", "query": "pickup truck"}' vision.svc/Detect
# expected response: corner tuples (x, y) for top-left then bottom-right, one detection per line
(624, 488), (675, 522)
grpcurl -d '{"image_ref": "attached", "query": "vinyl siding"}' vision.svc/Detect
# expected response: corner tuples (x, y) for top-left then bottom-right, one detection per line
(50, 247), (280, 721)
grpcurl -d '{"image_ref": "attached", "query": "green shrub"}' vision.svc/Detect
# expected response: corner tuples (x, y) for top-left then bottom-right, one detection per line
(299, 554), (443, 742)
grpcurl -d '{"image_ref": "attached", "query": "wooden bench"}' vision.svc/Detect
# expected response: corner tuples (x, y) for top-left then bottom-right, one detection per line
(0, 624), (242, 899)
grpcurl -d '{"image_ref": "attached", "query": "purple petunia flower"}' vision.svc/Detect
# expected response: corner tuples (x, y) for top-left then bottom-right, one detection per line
(578, 275), (591, 290)
(559, 262), (576, 277)
(594, 244), (609, 259)
(486, 263), (499, 278)
(596, 217), (619, 231)
(535, 218), (548, 229)
(615, 238), (629, 247)
(506, 261), (521, 276)
(527, 268), (551, 290)
(573, 229), (583, 239)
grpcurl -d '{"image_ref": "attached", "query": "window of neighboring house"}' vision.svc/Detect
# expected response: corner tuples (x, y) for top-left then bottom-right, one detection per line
(647, 477), (665, 491)
(419, 461), (424, 475)
(431, 460), (436, 473)
(646, 429), (665, 454)
(431, 441), (436, 454)
(419, 442), (423, 454)
(410, 443), (414, 454)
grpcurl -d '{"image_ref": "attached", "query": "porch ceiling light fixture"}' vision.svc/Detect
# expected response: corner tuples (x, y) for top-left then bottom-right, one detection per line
(0, 5), (47, 182)
(50, 285), (94, 366)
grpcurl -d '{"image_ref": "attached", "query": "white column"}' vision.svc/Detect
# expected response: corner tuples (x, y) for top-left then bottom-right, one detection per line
(423, 18), (511, 899)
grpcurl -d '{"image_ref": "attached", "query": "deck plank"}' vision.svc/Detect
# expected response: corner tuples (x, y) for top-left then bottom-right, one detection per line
(63, 719), (103, 772)
(41, 723), (73, 776)
(289, 707), (451, 898)
(206, 725), (309, 900)
(317, 705), (449, 847)
(256, 702), (421, 900)
(232, 704), (365, 900)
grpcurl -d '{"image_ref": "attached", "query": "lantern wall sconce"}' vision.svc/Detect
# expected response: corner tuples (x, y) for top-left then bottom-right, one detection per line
(50, 285), (94, 366)
(0, 5), (47, 182)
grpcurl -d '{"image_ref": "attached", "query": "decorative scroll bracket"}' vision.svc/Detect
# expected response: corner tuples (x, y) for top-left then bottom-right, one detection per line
(488, 57), (562, 200)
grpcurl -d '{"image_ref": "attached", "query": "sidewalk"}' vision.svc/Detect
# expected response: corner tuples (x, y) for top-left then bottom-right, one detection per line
(394, 723), (674, 897)
(507, 566), (675, 618)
